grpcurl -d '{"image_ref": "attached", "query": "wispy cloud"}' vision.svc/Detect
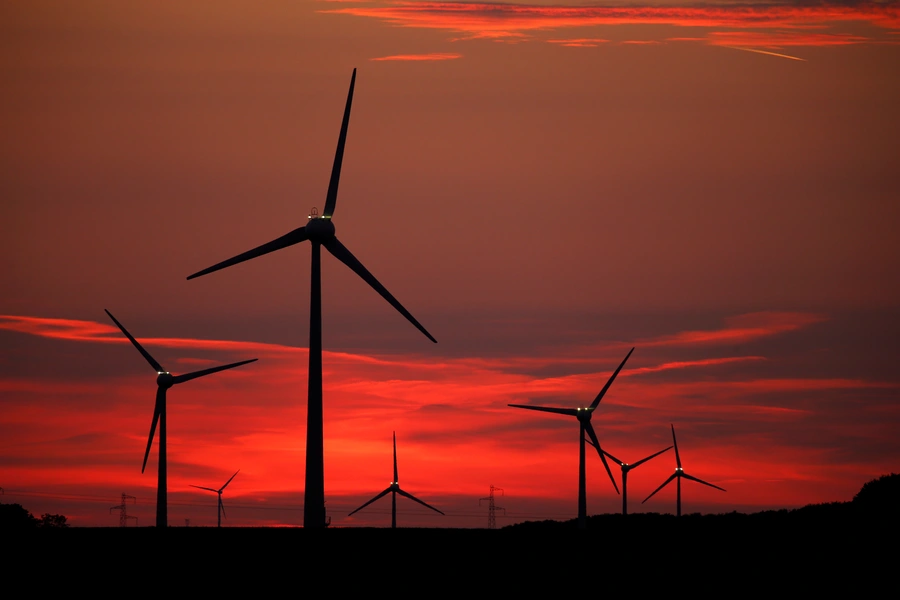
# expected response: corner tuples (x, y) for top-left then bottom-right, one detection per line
(324, 2), (900, 47)
(371, 52), (462, 61)
(640, 311), (827, 347)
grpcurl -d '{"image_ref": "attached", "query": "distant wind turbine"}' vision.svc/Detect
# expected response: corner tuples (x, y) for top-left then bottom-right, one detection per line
(105, 310), (257, 529)
(191, 470), (240, 528)
(509, 348), (634, 529)
(642, 425), (726, 516)
(589, 442), (671, 515)
(186, 69), (436, 529)
(348, 432), (444, 528)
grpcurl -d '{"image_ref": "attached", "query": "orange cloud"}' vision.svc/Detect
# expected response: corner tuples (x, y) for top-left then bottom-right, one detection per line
(641, 311), (826, 346)
(371, 52), (462, 60)
(323, 2), (900, 46)
(548, 38), (609, 47)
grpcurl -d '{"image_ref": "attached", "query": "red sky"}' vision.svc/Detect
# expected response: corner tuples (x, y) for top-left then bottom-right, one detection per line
(2, 1), (899, 527)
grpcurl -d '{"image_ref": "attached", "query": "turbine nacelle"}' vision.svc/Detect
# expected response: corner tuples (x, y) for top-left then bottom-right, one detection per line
(306, 215), (336, 241)
(156, 371), (174, 388)
(575, 407), (594, 423)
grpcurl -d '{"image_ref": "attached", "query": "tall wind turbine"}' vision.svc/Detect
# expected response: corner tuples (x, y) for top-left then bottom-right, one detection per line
(186, 69), (436, 529)
(191, 470), (239, 528)
(348, 432), (444, 528)
(590, 443), (671, 515)
(105, 310), (257, 528)
(509, 348), (634, 529)
(642, 424), (725, 516)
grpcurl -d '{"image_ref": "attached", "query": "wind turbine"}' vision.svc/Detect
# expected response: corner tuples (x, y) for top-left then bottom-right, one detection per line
(186, 69), (436, 529)
(348, 432), (444, 528)
(589, 442), (671, 515)
(105, 309), (257, 528)
(509, 348), (634, 529)
(642, 424), (726, 516)
(191, 470), (240, 528)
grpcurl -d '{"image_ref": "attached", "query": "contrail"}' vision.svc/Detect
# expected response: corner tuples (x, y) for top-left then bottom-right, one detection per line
(726, 46), (806, 61)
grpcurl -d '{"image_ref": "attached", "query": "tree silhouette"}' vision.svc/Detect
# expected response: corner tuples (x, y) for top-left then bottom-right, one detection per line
(0, 503), (39, 528)
(39, 512), (69, 528)
(853, 473), (899, 516)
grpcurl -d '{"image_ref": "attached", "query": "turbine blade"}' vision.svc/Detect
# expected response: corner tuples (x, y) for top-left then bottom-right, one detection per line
(671, 424), (682, 469)
(220, 496), (226, 520)
(642, 473), (677, 504)
(105, 310), (164, 372)
(172, 359), (257, 385)
(141, 388), (164, 473)
(630, 446), (673, 470)
(322, 68), (356, 219)
(190, 485), (218, 493)
(220, 469), (240, 492)
(393, 432), (398, 485)
(602, 448), (625, 467)
(585, 421), (619, 494)
(323, 236), (436, 343)
(508, 404), (579, 417)
(348, 487), (391, 516)
(589, 347), (634, 410)
(186, 227), (309, 280)
(396, 488), (444, 515)
(682, 472), (726, 492)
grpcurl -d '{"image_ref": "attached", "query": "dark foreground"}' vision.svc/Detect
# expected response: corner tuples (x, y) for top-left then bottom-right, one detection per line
(10, 505), (897, 585)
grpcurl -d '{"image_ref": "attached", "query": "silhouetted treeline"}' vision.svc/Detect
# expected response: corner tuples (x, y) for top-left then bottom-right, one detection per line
(0, 502), (68, 529)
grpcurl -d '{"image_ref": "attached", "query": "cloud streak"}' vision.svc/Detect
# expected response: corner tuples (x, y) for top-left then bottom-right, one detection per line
(323, 2), (900, 47)
(371, 52), (462, 60)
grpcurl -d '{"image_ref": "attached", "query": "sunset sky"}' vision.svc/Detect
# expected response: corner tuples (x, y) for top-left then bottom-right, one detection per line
(2, 0), (899, 527)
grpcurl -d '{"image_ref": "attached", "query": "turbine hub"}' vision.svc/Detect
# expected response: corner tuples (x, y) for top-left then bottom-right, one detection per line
(156, 372), (174, 388)
(306, 216), (335, 242)
(576, 407), (592, 422)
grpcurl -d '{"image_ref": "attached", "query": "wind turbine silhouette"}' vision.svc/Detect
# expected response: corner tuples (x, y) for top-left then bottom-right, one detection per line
(105, 310), (257, 529)
(509, 348), (634, 529)
(642, 425), (726, 516)
(348, 432), (444, 528)
(588, 442), (671, 515)
(191, 470), (239, 528)
(186, 69), (436, 529)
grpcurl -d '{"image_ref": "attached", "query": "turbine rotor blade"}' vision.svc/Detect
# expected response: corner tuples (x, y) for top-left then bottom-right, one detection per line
(671, 424), (682, 469)
(602, 448), (625, 467)
(589, 347), (634, 410)
(642, 473), (677, 504)
(220, 469), (240, 492)
(141, 388), (164, 473)
(396, 488), (444, 515)
(585, 421), (619, 494)
(190, 485), (218, 493)
(348, 487), (392, 516)
(508, 404), (579, 417)
(220, 497), (226, 519)
(630, 446), (673, 470)
(322, 68), (356, 219)
(323, 236), (436, 343)
(682, 472), (726, 492)
(393, 432), (398, 485)
(186, 227), (309, 280)
(172, 359), (257, 385)
(105, 310), (164, 373)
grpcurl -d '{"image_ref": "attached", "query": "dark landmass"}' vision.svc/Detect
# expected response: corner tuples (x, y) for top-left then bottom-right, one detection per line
(5, 474), (897, 580)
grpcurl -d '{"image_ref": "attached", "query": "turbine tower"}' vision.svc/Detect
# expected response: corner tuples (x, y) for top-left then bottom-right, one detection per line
(186, 69), (436, 529)
(590, 443), (671, 515)
(105, 310), (257, 528)
(509, 348), (634, 529)
(642, 424), (726, 516)
(348, 432), (444, 528)
(191, 470), (239, 528)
